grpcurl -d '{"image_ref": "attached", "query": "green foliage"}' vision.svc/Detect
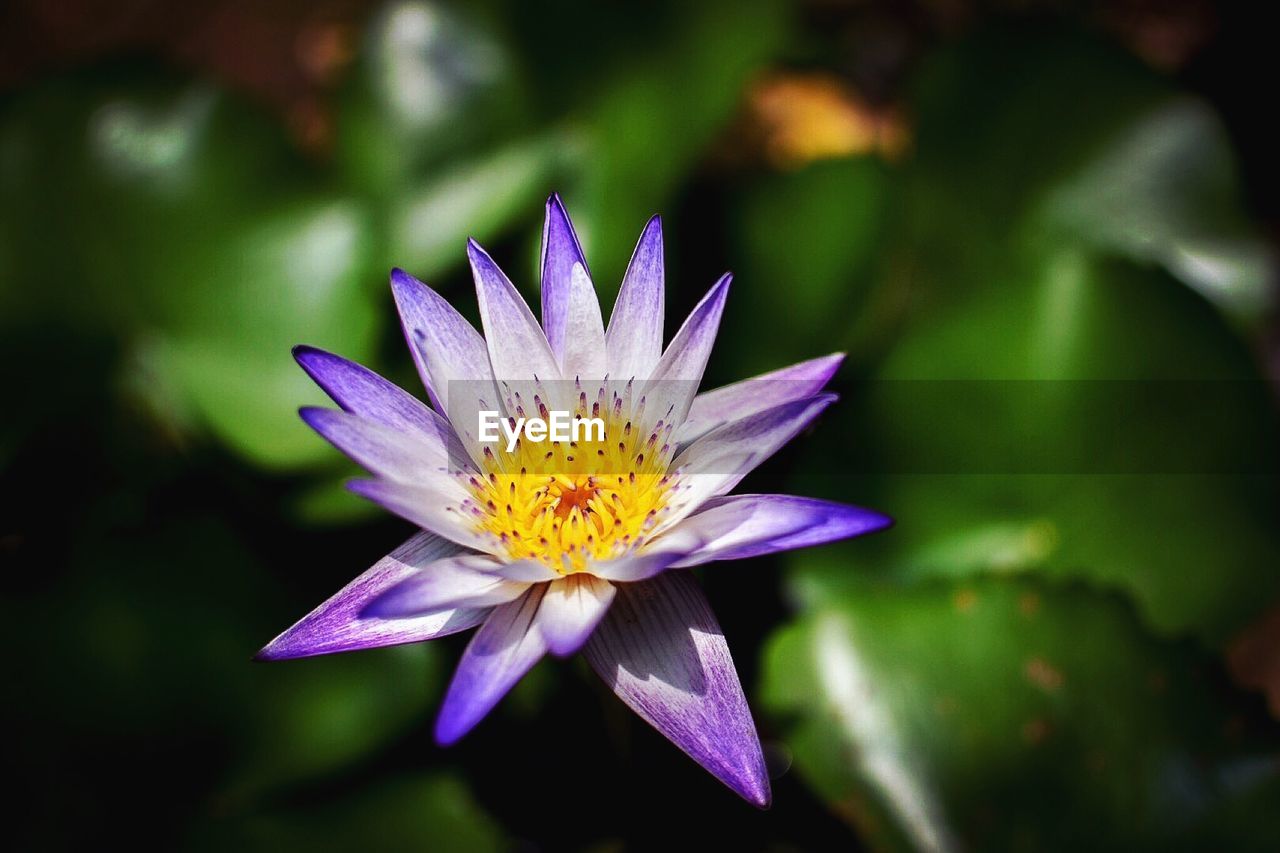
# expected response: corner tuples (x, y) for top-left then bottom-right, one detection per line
(190, 773), (504, 853)
(17, 517), (440, 794)
(0, 70), (379, 468)
(335, 2), (532, 198)
(785, 27), (1279, 643)
(762, 575), (1280, 850)
(757, 24), (1280, 848)
(385, 133), (567, 280)
(1037, 97), (1273, 326)
(726, 156), (889, 375)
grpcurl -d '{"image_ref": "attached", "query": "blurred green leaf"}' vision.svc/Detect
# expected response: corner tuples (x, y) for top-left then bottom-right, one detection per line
(726, 156), (889, 375)
(797, 27), (1280, 643)
(233, 643), (440, 800)
(805, 249), (1279, 642)
(1037, 96), (1273, 326)
(336, 0), (529, 198)
(0, 68), (298, 330)
(904, 26), (1167, 250)
(386, 132), (567, 280)
(0, 69), (384, 469)
(141, 193), (380, 469)
(761, 574), (1280, 851)
(190, 773), (504, 853)
(902, 26), (1269, 327)
(17, 516), (442, 805)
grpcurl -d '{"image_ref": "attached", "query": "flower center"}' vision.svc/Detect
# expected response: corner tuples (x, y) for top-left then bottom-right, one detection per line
(464, 385), (676, 574)
(550, 477), (598, 520)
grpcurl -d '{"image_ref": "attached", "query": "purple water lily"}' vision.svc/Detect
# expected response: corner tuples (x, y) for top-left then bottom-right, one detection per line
(258, 195), (890, 806)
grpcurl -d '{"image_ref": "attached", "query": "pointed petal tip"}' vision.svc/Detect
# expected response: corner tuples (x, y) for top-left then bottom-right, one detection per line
(808, 352), (846, 383)
(715, 742), (772, 809)
(432, 684), (488, 747)
(390, 266), (443, 298)
(690, 271), (731, 314)
(253, 634), (300, 662)
(706, 272), (733, 303)
(433, 713), (467, 747)
(389, 267), (431, 302)
(821, 499), (895, 540)
(466, 238), (502, 274)
(868, 510), (895, 533)
(296, 405), (330, 430)
(744, 778), (773, 809)
(720, 763), (772, 808)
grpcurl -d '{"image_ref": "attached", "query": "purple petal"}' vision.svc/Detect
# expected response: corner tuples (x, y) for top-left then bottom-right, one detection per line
(435, 585), (549, 745)
(583, 571), (770, 807)
(300, 407), (467, 490)
(660, 394), (837, 531)
(664, 493), (892, 567)
(292, 345), (447, 439)
(606, 215), (664, 382)
(677, 353), (845, 446)
(642, 274), (731, 426)
(363, 554), (532, 618)
(468, 239), (561, 383)
(539, 194), (590, 365)
(255, 532), (487, 661)
(536, 574), (616, 657)
(390, 268), (494, 413)
(346, 478), (499, 555)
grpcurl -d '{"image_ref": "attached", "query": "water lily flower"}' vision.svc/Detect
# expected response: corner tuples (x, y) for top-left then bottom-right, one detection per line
(257, 195), (891, 806)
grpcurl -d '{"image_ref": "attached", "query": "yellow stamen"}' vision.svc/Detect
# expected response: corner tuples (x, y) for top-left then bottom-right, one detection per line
(466, 387), (675, 574)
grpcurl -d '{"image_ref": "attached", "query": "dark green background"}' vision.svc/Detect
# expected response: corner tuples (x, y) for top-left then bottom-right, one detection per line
(4, 1), (1279, 849)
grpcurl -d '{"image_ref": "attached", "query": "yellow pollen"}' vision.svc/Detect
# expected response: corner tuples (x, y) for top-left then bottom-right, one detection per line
(465, 385), (676, 574)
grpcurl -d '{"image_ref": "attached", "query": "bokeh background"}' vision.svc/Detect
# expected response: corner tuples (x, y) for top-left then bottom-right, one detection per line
(4, 0), (1280, 849)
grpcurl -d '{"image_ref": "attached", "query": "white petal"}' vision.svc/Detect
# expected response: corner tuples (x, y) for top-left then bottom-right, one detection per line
(536, 574), (616, 657)
(469, 239), (561, 383)
(346, 478), (500, 556)
(560, 263), (607, 379)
